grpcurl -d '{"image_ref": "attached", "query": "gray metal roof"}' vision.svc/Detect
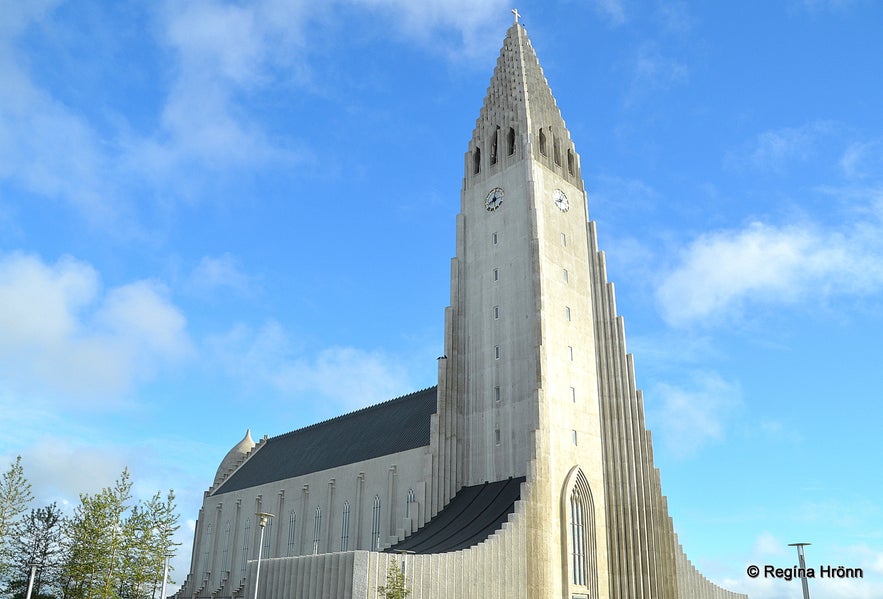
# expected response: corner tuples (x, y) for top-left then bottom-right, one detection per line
(386, 476), (525, 554)
(213, 387), (437, 495)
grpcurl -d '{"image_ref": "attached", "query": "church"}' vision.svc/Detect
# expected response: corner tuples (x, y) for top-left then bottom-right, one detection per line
(173, 16), (747, 599)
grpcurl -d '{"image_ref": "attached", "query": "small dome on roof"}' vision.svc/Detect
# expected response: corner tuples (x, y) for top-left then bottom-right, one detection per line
(213, 429), (255, 487)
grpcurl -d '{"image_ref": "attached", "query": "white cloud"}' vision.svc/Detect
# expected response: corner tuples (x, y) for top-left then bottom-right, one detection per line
(354, 0), (509, 57)
(841, 138), (883, 180)
(587, 0), (626, 25)
(656, 216), (883, 327)
(657, 1), (694, 34)
(646, 371), (741, 457)
(189, 253), (253, 295)
(626, 43), (688, 105)
(0, 252), (192, 402)
(207, 320), (416, 413)
(727, 122), (835, 173)
(2, 0), (508, 229)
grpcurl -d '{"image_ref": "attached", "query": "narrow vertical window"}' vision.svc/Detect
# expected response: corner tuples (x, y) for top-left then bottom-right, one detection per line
(201, 523), (213, 577)
(222, 521), (231, 569)
(508, 127), (516, 155)
(568, 346), (574, 361)
(312, 507), (321, 554)
(539, 129), (547, 156)
(571, 488), (586, 585)
(473, 147), (481, 174)
(495, 428), (501, 445)
(492, 232), (498, 244)
(563, 268), (569, 283)
(493, 305), (500, 319)
(565, 470), (597, 595)
(494, 345), (501, 360)
(571, 386), (576, 403)
(567, 149), (575, 175)
(493, 268), (499, 281)
(371, 495), (382, 550)
(287, 511), (297, 556)
(240, 518), (252, 575)
(494, 386), (501, 402)
(490, 128), (498, 165)
(554, 137), (562, 166)
(561, 232), (567, 246)
(572, 430), (578, 446)
(340, 502), (350, 551)
(263, 517), (272, 558)
(565, 306), (571, 321)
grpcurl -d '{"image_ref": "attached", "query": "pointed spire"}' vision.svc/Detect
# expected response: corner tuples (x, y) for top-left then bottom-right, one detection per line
(468, 17), (581, 184)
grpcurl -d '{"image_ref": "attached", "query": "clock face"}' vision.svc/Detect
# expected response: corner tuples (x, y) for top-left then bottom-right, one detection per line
(552, 188), (569, 212)
(485, 187), (504, 211)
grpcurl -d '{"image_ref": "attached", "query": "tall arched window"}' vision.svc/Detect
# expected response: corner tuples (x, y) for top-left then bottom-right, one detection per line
(287, 510), (297, 556)
(240, 517), (252, 576)
(563, 468), (598, 597)
(567, 148), (575, 175)
(341, 501), (350, 551)
(312, 507), (322, 554)
(371, 494), (382, 550)
(263, 517), (273, 558)
(473, 147), (481, 174)
(201, 523), (213, 577)
(222, 520), (231, 570)
(570, 488), (586, 585)
(538, 129), (547, 155)
(507, 127), (516, 155)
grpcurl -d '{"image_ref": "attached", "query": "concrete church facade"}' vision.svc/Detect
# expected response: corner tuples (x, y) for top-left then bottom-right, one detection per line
(174, 19), (747, 599)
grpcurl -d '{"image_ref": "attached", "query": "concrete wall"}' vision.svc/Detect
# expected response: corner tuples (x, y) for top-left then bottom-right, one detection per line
(175, 445), (430, 598)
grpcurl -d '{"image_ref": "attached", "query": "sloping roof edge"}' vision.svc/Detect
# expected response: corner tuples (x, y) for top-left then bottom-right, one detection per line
(213, 386), (437, 495)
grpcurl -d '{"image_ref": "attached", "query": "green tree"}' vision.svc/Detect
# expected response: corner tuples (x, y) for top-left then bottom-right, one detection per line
(376, 557), (410, 599)
(0, 456), (34, 582)
(61, 469), (133, 599)
(117, 491), (180, 599)
(60, 469), (180, 599)
(4, 502), (65, 599)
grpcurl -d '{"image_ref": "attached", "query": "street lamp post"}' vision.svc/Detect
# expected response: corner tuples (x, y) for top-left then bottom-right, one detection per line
(788, 542), (812, 599)
(253, 512), (275, 599)
(24, 563), (39, 599)
(159, 553), (172, 599)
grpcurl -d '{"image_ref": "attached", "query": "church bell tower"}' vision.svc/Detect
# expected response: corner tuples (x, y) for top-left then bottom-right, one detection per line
(431, 18), (612, 598)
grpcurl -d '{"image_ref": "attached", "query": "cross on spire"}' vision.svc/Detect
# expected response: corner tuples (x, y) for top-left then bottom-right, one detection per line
(511, 8), (521, 23)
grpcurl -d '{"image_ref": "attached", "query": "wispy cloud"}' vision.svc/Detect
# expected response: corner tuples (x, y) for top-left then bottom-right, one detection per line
(841, 138), (883, 180)
(625, 42), (689, 106)
(1, 0), (505, 232)
(726, 121), (836, 173)
(657, 1), (694, 34)
(0, 252), (193, 403)
(188, 253), (254, 295)
(356, 0), (510, 58)
(646, 371), (741, 457)
(206, 320), (418, 414)
(655, 205), (883, 327)
(586, 0), (627, 26)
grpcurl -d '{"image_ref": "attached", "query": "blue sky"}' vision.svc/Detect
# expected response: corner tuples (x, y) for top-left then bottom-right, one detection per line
(1, 1), (881, 596)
